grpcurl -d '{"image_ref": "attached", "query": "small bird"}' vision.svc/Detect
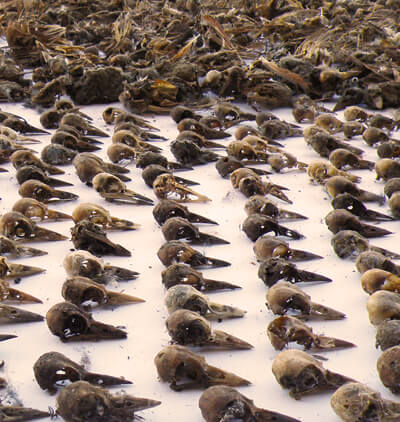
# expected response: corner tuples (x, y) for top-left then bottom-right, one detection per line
(19, 180), (79, 203)
(33, 351), (132, 394)
(46, 301), (127, 342)
(258, 258), (331, 287)
(161, 263), (240, 291)
(157, 241), (231, 268)
(153, 199), (217, 226)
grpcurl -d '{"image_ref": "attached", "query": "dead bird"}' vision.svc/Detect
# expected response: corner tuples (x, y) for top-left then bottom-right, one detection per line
(389, 191), (400, 218)
(237, 137), (307, 172)
(162, 263), (240, 292)
(166, 309), (252, 350)
(0, 304), (44, 323)
(154, 344), (250, 391)
(108, 145), (191, 172)
(325, 176), (385, 204)
(170, 139), (220, 166)
(142, 164), (198, 188)
(72, 203), (139, 230)
(291, 95), (331, 124)
(70, 220), (131, 257)
(107, 143), (139, 165)
(328, 148), (374, 170)
(0, 404), (49, 421)
(226, 140), (271, 163)
(247, 80), (292, 110)
(292, 102), (318, 124)
(63, 250), (139, 283)
(188, 117), (222, 132)
(0, 111), (48, 135)
(153, 173), (211, 203)
(176, 130), (226, 149)
(61, 276), (144, 308)
(170, 105), (202, 123)
(384, 178), (400, 199)
(376, 320), (400, 351)
(343, 106), (370, 122)
(259, 119), (302, 140)
(272, 349), (354, 400)
(75, 153), (129, 176)
(244, 195), (307, 221)
(12, 198), (72, 222)
(40, 104), (91, 130)
(200, 385), (300, 422)
(331, 382), (400, 422)
(230, 168), (292, 203)
(242, 214), (304, 242)
(161, 217), (229, 245)
(362, 127), (391, 147)
(0, 135), (34, 164)
(334, 87), (364, 112)
(0, 124), (42, 145)
(164, 284), (246, 320)
(215, 156), (271, 178)
(33, 351), (132, 394)
(255, 111), (284, 126)
(58, 123), (103, 146)
(157, 240), (231, 268)
(18, 179), (79, 203)
(254, 235), (322, 261)
(93, 172), (153, 205)
(325, 209), (392, 238)
(369, 113), (398, 131)
(73, 153), (131, 185)
(0, 211), (67, 242)
(0, 278), (42, 303)
(215, 102), (256, 127)
(41, 144), (77, 165)
(177, 118), (230, 139)
(331, 193), (394, 221)
(307, 132), (364, 158)
(356, 251), (400, 276)
(314, 114), (344, 134)
(367, 290), (400, 326)
(105, 108), (158, 130)
(136, 151), (192, 171)
(0, 256), (44, 281)
(153, 200), (217, 226)
(0, 235), (47, 258)
(60, 113), (108, 137)
(56, 381), (160, 421)
(361, 269), (400, 295)
(331, 230), (400, 260)
(258, 257), (331, 287)
(266, 281), (346, 321)
(10, 149), (65, 175)
(111, 129), (162, 153)
(375, 158), (400, 181)
(51, 130), (101, 153)
(15, 165), (73, 188)
(268, 315), (355, 352)
(343, 121), (366, 139)
(114, 120), (167, 142)
(234, 125), (284, 147)
(47, 301), (127, 342)
(377, 141), (400, 159)
(266, 151), (308, 173)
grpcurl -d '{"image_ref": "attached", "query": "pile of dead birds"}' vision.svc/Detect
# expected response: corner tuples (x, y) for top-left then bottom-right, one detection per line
(1, 1), (400, 111)
(1, 0), (400, 421)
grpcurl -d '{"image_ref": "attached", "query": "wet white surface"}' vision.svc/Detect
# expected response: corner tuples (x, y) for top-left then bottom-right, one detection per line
(0, 101), (397, 421)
